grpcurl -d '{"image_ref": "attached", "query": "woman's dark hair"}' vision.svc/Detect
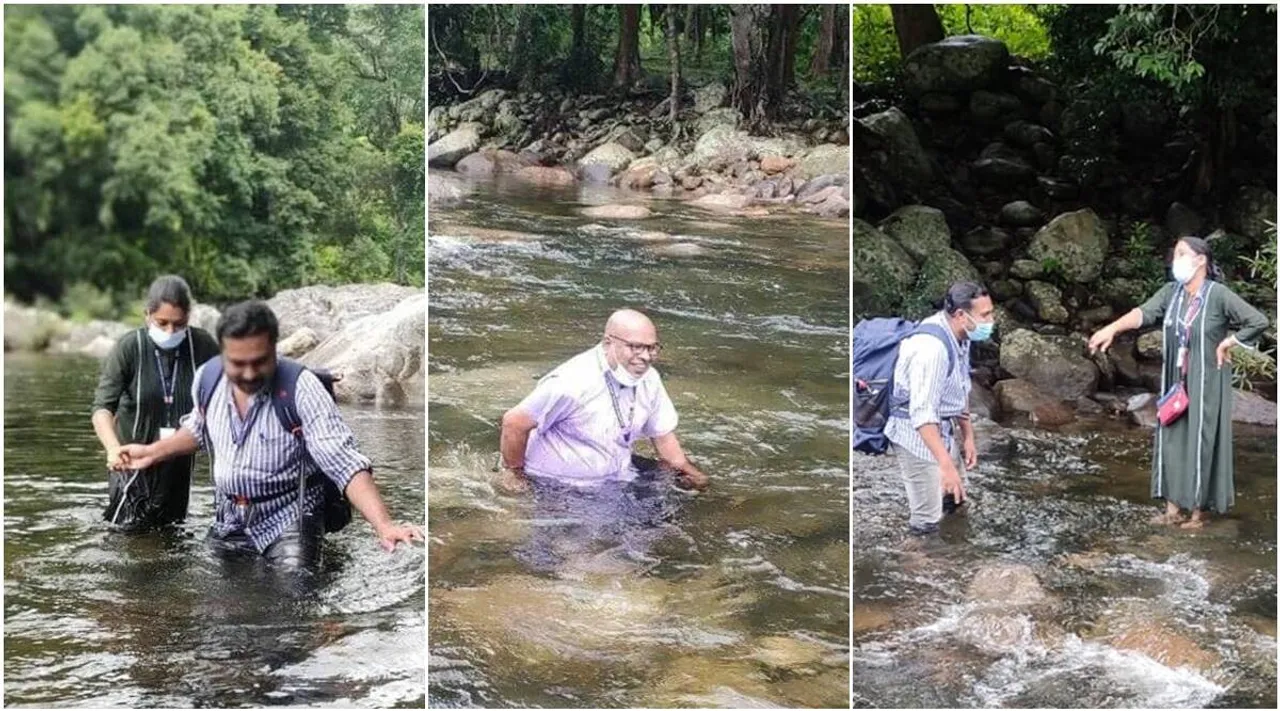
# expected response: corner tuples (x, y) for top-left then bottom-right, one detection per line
(940, 281), (990, 315)
(216, 300), (279, 345)
(145, 275), (193, 315)
(1177, 236), (1225, 281)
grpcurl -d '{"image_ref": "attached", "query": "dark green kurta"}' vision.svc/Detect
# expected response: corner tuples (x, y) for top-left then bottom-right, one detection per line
(1138, 281), (1270, 513)
(93, 327), (220, 528)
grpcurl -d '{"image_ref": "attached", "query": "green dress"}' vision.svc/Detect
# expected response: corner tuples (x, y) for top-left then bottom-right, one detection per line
(92, 326), (220, 529)
(1138, 280), (1270, 513)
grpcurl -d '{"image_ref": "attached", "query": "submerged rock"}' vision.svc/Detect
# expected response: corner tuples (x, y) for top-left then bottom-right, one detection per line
(580, 204), (652, 220)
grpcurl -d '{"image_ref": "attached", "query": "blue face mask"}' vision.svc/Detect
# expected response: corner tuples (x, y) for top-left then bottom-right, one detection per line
(963, 311), (995, 342)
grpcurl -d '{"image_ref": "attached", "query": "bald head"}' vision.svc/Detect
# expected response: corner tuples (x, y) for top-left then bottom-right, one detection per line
(604, 309), (656, 341)
(602, 309), (660, 378)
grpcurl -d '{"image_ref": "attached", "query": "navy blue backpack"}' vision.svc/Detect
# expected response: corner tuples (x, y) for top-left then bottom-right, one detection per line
(852, 318), (957, 455)
(196, 358), (351, 532)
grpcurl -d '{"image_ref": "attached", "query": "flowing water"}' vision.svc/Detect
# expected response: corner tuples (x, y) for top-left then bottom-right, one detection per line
(3, 353), (425, 707)
(427, 176), (850, 708)
(853, 417), (1277, 708)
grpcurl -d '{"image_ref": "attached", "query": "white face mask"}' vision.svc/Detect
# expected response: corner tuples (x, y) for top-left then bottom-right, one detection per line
(148, 324), (187, 350)
(1172, 256), (1200, 284)
(611, 362), (641, 387)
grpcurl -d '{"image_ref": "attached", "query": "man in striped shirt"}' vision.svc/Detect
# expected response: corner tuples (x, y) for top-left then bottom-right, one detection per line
(498, 309), (709, 492)
(116, 301), (422, 570)
(884, 282), (995, 535)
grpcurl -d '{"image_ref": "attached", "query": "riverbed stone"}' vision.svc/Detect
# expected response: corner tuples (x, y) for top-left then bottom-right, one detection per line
(1004, 120), (1054, 148)
(1010, 259), (1043, 280)
(1233, 389), (1278, 426)
(515, 165), (577, 187)
(1000, 328), (1099, 400)
(967, 563), (1049, 607)
(277, 326), (320, 358)
(579, 142), (636, 176)
(692, 82), (728, 114)
(427, 123), (483, 167)
(1127, 392), (1159, 428)
(301, 294), (424, 407)
(690, 193), (753, 213)
(1025, 281), (1069, 324)
(970, 90), (1024, 122)
(580, 204), (652, 220)
(1000, 200), (1044, 227)
(795, 144), (850, 180)
(853, 219), (918, 313)
(901, 35), (1010, 96)
(1136, 330), (1163, 360)
(859, 108), (931, 188)
(267, 284), (421, 343)
(961, 226), (1013, 257)
(1028, 208), (1109, 283)
(878, 205), (951, 262)
(1225, 186), (1277, 242)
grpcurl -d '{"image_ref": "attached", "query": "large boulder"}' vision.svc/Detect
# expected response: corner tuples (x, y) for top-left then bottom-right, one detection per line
(691, 124), (755, 169)
(52, 319), (132, 357)
(578, 142), (636, 176)
(795, 144), (850, 179)
(1027, 209), (1110, 283)
(689, 193), (752, 213)
(277, 327), (320, 359)
(858, 108), (932, 189)
(1025, 281), (1069, 324)
(917, 248), (981, 304)
(455, 149), (527, 177)
(3, 301), (68, 352)
(1233, 389), (1277, 426)
(190, 303), (221, 334)
(901, 35), (1010, 96)
(999, 328), (1100, 400)
(1000, 200), (1044, 227)
(853, 219), (918, 314)
(877, 205), (951, 263)
(514, 165), (576, 188)
(692, 82), (728, 113)
(1225, 186), (1277, 242)
(427, 123), (483, 168)
(694, 107), (742, 136)
(428, 171), (472, 206)
(267, 284), (421, 343)
(301, 294), (424, 408)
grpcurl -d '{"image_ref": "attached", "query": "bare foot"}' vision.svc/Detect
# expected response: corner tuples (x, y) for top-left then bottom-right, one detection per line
(1179, 517), (1206, 530)
(1150, 511), (1186, 525)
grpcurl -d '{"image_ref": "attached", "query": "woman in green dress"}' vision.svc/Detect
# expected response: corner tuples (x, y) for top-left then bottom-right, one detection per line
(1088, 237), (1270, 529)
(91, 275), (220, 531)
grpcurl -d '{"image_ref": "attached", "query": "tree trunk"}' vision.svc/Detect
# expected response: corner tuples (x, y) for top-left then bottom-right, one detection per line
(613, 5), (643, 88)
(666, 4), (681, 132)
(810, 4), (836, 78)
(778, 5), (806, 91)
(729, 4), (772, 132)
(890, 4), (945, 59)
(571, 4), (586, 52)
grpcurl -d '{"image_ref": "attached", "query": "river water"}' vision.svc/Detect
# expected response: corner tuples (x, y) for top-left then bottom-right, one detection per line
(853, 417), (1276, 708)
(3, 353), (425, 707)
(427, 177), (850, 707)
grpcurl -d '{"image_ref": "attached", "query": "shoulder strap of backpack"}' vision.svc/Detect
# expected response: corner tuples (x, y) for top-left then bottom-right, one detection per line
(270, 358), (307, 441)
(912, 323), (958, 375)
(196, 358), (224, 416)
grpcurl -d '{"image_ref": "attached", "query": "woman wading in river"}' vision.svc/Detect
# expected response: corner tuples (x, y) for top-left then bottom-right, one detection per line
(1088, 237), (1270, 529)
(92, 275), (219, 531)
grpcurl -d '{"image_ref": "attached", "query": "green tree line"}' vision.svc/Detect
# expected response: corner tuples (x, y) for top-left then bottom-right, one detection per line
(4, 4), (424, 315)
(428, 4), (849, 131)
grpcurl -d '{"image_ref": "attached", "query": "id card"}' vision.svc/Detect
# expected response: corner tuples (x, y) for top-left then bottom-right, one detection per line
(159, 427), (177, 440)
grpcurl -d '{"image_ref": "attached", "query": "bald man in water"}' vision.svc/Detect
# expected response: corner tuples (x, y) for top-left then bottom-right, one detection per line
(499, 309), (709, 493)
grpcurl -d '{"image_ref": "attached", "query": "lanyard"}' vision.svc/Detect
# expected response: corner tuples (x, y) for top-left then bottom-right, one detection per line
(1174, 283), (1208, 379)
(604, 375), (637, 444)
(228, 393), (266, 448)
(153, 348), (179, 418)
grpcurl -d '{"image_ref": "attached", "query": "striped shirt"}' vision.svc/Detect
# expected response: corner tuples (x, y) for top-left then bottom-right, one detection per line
(884, 311), (971, 461)
(519, 345), (679, 486)
(179, 364), (371, 551)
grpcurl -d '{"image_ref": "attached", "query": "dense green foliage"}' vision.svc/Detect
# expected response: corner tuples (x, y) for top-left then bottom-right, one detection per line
(4, 4), (424, 313)
(428, 5), (846, 108)
(853, 4), (1051, 84)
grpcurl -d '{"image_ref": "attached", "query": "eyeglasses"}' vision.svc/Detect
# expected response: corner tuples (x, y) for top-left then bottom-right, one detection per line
(606, 334), (662, 357)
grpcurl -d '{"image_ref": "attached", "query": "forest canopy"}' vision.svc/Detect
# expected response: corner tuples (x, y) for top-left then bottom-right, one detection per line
(4, 4), (425, 315)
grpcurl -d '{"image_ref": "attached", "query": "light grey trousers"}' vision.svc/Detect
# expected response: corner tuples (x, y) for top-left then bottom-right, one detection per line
(895, 437), (963, 530)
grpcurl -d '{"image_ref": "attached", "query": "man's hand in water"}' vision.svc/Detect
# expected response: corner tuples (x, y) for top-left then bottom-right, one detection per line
(675, 466), (709, 491)
(497, 467), (531, 495)
(114, 444), (157, 471)
(375, 522), (424, 552)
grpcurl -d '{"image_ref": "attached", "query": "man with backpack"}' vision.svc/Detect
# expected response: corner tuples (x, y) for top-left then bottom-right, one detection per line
(854, 282), (995, 535)
(114, 300), (422, 570)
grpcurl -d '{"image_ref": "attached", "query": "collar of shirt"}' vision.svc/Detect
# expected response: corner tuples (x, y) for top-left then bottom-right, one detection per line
(226, 386), (271, 447)
(927, 311), (969, 359)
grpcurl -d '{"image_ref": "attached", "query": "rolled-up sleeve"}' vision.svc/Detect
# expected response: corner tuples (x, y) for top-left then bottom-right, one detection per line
(905, 341), (949, 431)
(92, 333), (132, 415)
(178, 363), (209, 452)
(295, 371), (372, 491)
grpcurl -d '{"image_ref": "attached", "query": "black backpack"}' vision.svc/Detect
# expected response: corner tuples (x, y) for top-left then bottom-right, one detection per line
(196, 357), (352, 533)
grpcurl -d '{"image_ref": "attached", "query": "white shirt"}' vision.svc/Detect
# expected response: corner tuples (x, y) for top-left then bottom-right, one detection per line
(884, 311), (971, 460)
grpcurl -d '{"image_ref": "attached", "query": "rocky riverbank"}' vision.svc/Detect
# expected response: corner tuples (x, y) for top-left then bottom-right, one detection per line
(853, 34), (1277, 427)
(428, 84), (851, 219)
(3, 284), (423, 409)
